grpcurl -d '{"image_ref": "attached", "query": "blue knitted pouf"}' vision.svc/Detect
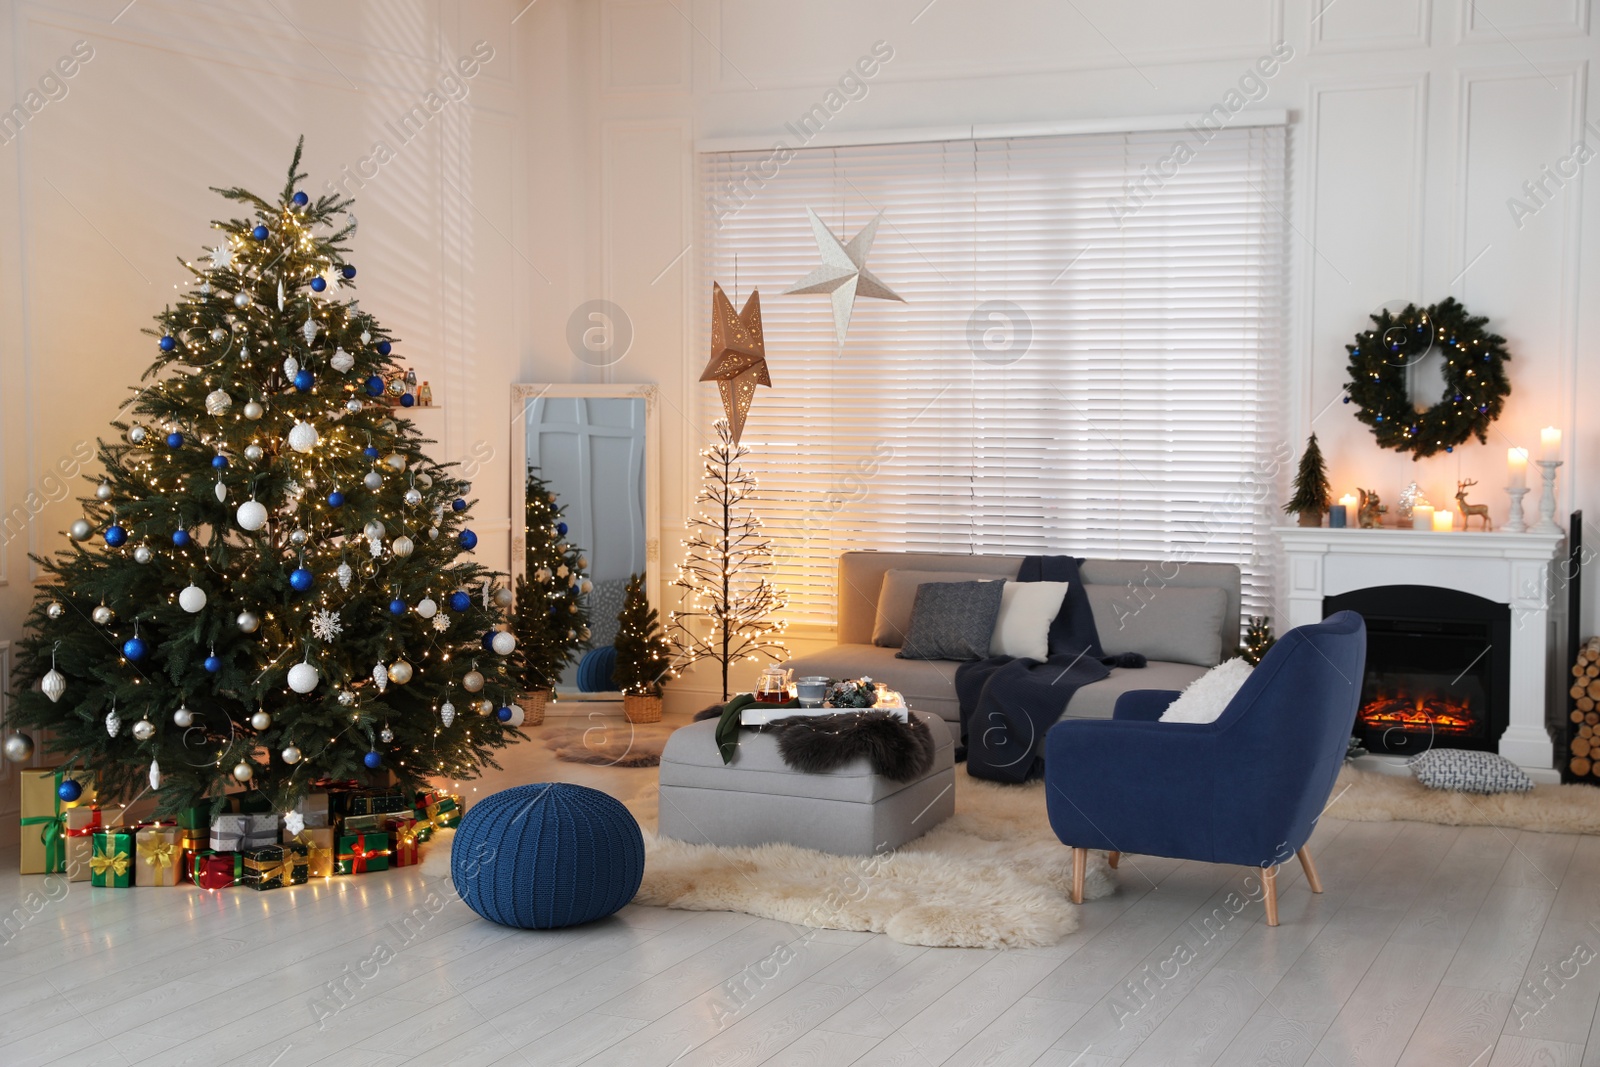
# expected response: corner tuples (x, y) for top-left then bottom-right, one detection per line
(451, 783), (644, 929)
(576, 646), (618, 693)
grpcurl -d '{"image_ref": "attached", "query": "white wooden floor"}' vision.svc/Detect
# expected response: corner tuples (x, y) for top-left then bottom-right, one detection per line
(4, 711), (1600, 1067)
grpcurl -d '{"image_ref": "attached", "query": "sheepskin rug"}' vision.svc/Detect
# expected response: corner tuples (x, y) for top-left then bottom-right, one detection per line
(1327, 763), (1600, 833)
(419, 770), (1116, 949)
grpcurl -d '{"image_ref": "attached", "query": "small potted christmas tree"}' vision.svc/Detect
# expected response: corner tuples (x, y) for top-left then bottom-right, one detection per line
(510, 469), (590, 725)
(1241, 616), (1276, 665)
(613, 573), (670, 724)
(1283, 433), (1333, 527)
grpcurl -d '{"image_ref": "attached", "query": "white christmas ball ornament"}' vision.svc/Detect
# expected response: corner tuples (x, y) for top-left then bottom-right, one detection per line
(134, 545), (153, 564)
(179, 584), (207, 613)
(392, 536), (414, 558)
(363, 520), (386, 541)
(205, 390), (232, 416)
(287, 421), (319, 453)
(287, 660), (319, 694)
(491, 631), (516, 656)
(233, 761), (254, 782)
(173, 705), (193, 727)
(250, 710), (271, 731)
(132, 718), (156, 741)
(245, 444), (264, 462)
(388, 659), (413, 685)
(416, 472), (433, 489)
(42, 669), (66, 703)
(282, 745), (302, 765)
(364, 471), (383, 490)
(415, 597), (437, 619)
(236, 499), (268, 531)
(330, 347), (355, 373)
(243, 401), (264, 420)
(493, 586), (514, 608)
(382, 453), (406, 472)
(96, 481), (112, 500)
(237, 610), (260, 633)
(70, 519), (92, 541)
(499, 705), (526, 728)
(462, 669), (484, 692)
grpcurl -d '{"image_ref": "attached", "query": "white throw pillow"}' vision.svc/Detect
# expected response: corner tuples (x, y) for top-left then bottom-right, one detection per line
(989, 581), (1070, 661)
(1159, 658), (1254, 724)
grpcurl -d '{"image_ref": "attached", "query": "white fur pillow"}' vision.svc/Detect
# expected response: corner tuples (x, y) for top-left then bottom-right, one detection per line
(989, 581), (1070, 661)
(1159, 658), (1254, 724)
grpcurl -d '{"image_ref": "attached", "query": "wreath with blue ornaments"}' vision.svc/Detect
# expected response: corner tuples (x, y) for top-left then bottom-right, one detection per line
(1343, 298), (1512, 460)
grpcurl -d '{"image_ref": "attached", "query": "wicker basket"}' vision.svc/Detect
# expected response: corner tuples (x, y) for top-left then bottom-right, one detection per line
(623, 693), (663, 724)
(517, 690), (550, 727)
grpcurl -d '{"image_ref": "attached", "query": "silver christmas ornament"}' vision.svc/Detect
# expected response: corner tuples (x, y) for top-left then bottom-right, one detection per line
(392, 536), (414, 558)
(379, 727), (393, 743)
(46, 600), (64, 619)
(233, 291), (250, 309)
(282, 744), (302, 765)
(243, 400), (264, 420)
(494, 586), (514, 608)
(372, 662), (388, 693)
(209, 327), (226, 343)
(382, 453), (406, 472)
(462, 669), (484, 693)
(128, 425), (148, 444)
(388, 659), (413, 685)
(70, 519), (92, 541)
(338, 689), (356, 706)
(404, 488), (422, 507)
(277, 278), (285, 310)
(149, 759), (162, 791)
(237, 610), (260, 633)
(232, 761), (254, 782)
(205, 390), (233, 416)
(105, 708), (122, 737)
(416, 473), (433, 489)
(360, 329), (371, 344)
(42, 669), (66, 703)
(96, 481), (112, 501)
(250, 710), (271, 731)
(173, 705), (193, 727)
(3, 732), (34, 763)
(439, 701), (455, 727)
(428, 526), (439, 540)
(132, 718), (156, 741)
(302, 318), (319, 345)
(133, 545), (153, 564)
(244, 444), (264, 462)
(92, 605), (114, 625)
(290, 528), (308, 546)
(345, 399), (364, 413)
(478, 699), (495, 716)
(336, 562), (353, 590)
(282, 356), (300, 379)
(364, 471), (383, 490)
(363, 520), (386, 541)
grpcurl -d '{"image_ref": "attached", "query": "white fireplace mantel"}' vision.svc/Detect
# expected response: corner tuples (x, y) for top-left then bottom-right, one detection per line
(1276, 526), (1566, 777)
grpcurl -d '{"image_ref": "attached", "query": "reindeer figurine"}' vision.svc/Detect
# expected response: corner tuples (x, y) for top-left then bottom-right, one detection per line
(1455, 479), (1492, 530)
(1357, 489), (1387, 528)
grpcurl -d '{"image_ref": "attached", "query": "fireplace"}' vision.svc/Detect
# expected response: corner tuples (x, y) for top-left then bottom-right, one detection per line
(1323, 585), (1511, 756)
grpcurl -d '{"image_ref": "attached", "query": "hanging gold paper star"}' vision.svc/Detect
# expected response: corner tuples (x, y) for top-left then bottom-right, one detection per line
(700, 282), (769, 444)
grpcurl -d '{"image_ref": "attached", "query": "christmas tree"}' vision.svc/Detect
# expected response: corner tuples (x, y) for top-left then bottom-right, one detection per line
(613, 573), (670, 697)
(1282, 433), (1332, 521)
(5, 141), (520, 814)
(509, 467), (590, 694)
(1242, 616), (1276, 666)
(667, 419), (787, 701)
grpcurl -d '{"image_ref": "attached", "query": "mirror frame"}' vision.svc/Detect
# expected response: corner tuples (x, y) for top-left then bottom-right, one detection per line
(509, 384), (662, 614)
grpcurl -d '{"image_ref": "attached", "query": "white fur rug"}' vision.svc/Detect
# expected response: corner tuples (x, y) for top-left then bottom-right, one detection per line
(420, 770), (1117, 949)
(1327, 763), (1600, 833)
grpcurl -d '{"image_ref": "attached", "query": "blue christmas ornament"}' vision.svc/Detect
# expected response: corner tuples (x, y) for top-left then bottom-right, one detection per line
(1445, 446), (1454, 453)
(556, 522), (568, 536)
(166, 432), (184, 448)
(365, 376), (384, 397)
(172, 529), (191, 548)
(122, 637), (147, 661)
(449, 591), (472, 612)
(377, 341), (392, 356)
(327, 490), (345, 508)
(363, 446), (380, 460)
(294, 369), (314, 391)
(159, 335), (176, 352)
(1342, 396), (1351, 404)
(483, 631), (496, 651)
(310, 276), (327, 293)
(292, 191), (309, 207)
(290, 567), (314, 592)
(204, 654), (222, 673)
(390, 598), (407, 615)
(212, 454), (228, 469)
(104, 525), (127, 547)
(363, 750), (382, 769)
(451, 498), (467, 512)
(400, 393), (414, 408)
(341, 265), (357, 279)
(252, 224), (268, 240)
(1375, 415), (1385, 423)
(458, 529), (478, 550)
(57, 779), (83, 803)
(496, 707), (514, 722)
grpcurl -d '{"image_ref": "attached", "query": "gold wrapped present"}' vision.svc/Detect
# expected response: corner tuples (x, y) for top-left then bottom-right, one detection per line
(135, 826), (182, 887)
(284, 828), (336, 878)
(20, 768), (96, 874)
(64, 807), (103, 883)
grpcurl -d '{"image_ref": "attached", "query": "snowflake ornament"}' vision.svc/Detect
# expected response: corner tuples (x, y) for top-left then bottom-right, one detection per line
(368, 537), (384, 559)
(283, 812), (305, 836)
(310, 609), (343, 642)
(432, 613), (451, 633)
(210, 243), (232, 270)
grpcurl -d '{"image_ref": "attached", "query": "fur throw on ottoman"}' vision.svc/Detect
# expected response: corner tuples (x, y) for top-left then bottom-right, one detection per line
(693, 706), (937, 780)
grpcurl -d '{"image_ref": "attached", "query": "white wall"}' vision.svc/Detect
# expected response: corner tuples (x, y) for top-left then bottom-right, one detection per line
(554, 0), (1600, 702)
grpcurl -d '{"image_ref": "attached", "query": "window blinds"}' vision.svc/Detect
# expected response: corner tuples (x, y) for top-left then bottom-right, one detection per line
(698, 124), (1288, 627)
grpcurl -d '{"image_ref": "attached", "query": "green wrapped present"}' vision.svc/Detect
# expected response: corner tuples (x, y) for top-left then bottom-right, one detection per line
(412, 791), (462, 837)
(240, 843), (309, 890)
(346, 791), (408, 817)
(90, 828), (135, 888)
(335, 832), (390, 874)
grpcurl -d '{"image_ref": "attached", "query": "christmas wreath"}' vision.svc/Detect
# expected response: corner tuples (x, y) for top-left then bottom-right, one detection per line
(1343, 297), (1512, 460)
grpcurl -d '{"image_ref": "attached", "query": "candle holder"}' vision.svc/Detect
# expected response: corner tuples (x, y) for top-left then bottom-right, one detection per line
(1532, 460), (1563, 534)
(1503, 486), (1530, 533)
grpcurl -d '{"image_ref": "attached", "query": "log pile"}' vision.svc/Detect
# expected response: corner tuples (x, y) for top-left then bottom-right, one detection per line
(1568, 636), (1600, 778)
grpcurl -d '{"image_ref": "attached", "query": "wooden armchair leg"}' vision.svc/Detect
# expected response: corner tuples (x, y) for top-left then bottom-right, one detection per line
(1296, 846), (1323, 894)
(1262, 864), (1279, 926)
(1071, 848), (1087, 904)
(1108, 851), (1120, 869)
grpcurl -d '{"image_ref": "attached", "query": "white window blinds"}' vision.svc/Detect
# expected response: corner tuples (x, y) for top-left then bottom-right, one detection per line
(698, 123), (1288, 627)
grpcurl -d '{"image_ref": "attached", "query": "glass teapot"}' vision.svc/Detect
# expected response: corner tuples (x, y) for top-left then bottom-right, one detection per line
(754, 666), (793, 704)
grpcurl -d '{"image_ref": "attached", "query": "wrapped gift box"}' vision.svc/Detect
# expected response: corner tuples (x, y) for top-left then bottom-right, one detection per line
(211, 813), (280, 852)
(291, 793), (334, 830)
(240, 843), (309, 891)
(91, 829), (135, 888)
(20, 768), (96, 874)
(390, 818), (420, 867)
(412, 792), (462, 839)
(190, 850), (243, 890)
(335, 831), (390, 875)
(342, 812), (396, 834)
(135, 826), (182, 887)
(171, 805), (212, 831)
(346, 791), (409, 817)
(176, 827), (209, 882)
(64, 807), (103, 883)
(283, 828), (336, 878)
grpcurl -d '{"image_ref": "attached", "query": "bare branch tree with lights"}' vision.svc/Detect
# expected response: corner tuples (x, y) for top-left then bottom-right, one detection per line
(666, 419), (788, 702)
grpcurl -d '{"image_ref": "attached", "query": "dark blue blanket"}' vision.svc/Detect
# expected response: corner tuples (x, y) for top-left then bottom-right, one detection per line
(955, 556), (1134, 783)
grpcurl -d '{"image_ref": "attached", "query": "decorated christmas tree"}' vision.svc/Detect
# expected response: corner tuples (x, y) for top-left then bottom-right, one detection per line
(1282, 433), (1332, 523)
(667, 419), (787, 701)
(5, 141), (520, 814)
(509, 468), (590, 695)
(613, 573), (670, 697)
(1242, 616), (1276, 666)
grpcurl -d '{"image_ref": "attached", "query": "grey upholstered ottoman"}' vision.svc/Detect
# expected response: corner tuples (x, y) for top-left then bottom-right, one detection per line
(657, 710), (955, 856)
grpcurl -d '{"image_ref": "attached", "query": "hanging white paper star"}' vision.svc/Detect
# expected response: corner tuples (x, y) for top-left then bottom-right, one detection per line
(210, 244), (233, 270)
(783, 208), (905, 345)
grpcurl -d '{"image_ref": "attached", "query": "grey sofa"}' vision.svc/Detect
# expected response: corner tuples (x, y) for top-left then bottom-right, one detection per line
(783, 551), (1242, 744)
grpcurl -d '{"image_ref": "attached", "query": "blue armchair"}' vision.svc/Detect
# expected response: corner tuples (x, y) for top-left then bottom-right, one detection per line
(1044, 610), (1365, 925)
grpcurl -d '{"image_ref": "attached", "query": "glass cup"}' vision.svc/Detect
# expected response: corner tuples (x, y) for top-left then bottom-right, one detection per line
(796, 676), (830, 708)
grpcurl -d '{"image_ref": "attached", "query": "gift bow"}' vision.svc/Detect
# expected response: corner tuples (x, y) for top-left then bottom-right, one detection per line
(91, 850), (130, 879)
(65, 808), (104, 838)
(142, 839), (177, 871)
(291, 833), (333, 871)
(346, 839), (390, 873)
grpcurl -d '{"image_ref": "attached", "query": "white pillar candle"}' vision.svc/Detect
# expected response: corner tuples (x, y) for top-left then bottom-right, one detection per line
(1339, 493), (1358, 509)
(1412, 504), (1435, 531)
(1432, 509), (1454, 532)
(1508, 447), (1528, 489)
(1541, 427), (1562, 461)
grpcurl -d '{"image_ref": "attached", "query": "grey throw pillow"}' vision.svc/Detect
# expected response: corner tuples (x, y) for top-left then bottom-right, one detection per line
(873, 569), (1011, 647)
(1409, 749), (1533, 795)
(897, 580), (1005, 661)
(1085, 584), (1227, 666)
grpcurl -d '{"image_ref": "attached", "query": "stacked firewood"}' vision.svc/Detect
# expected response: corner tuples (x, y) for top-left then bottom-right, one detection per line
(1569, 636), (1600, 778)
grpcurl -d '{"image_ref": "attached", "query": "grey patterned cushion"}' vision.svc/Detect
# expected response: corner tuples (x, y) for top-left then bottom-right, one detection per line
(1409, 749), (1533, 795)
(896, 580), (1005, 661)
